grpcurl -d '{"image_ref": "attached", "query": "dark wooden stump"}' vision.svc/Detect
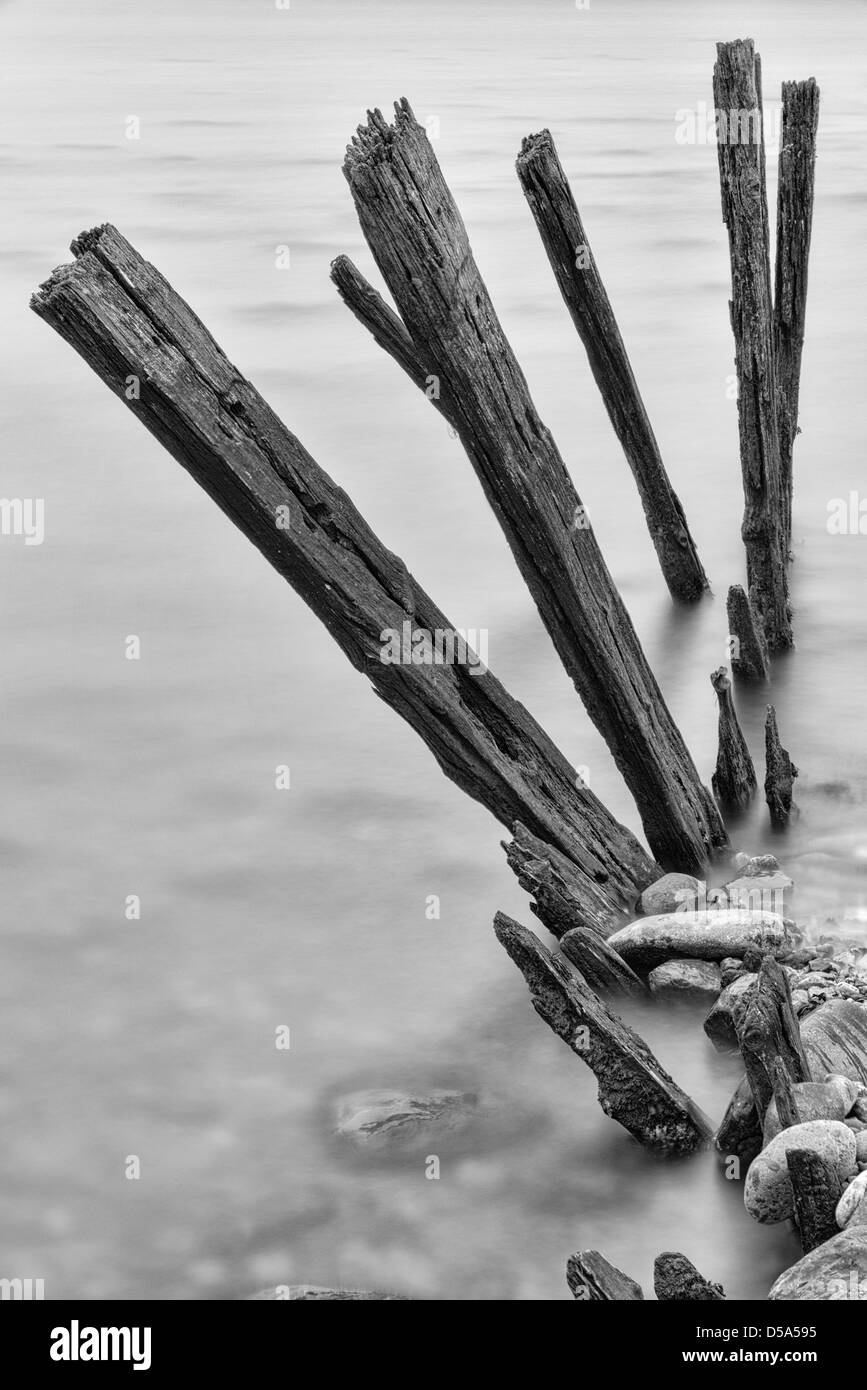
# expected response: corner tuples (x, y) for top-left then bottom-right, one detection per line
(765, 704), (799, 828)
(786, 1149), (843, 1254)
(736, 954), (811, 1123)
(711, 666), (757, 812)
(654, 1252), (725, 1300)
(726, 584), (770, 681)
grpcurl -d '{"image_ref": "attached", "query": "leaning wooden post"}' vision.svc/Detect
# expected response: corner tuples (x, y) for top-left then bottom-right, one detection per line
(726, 583), (769, 681)
(736, 954), (811, 1123)
(31, 225), (658, 920)
(774, 79), (820, 557)
(514, 128), (708, 602)
(714, 41), (792, 651)
(340, 101), (728, 874)
(710, 666), (757, 812)
(494, 913), (712, 1152)
(765, 704), (798, 828)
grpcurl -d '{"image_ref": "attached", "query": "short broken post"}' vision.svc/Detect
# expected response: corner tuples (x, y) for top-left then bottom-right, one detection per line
(727, 584), (769, 681)
(494, 912), (713, 1152)
(786, 1149), (844, 1254)
(736, 954), (811, 1124)
(765, 704), (799, 828)
(710, 666), (757, 813)
(774, 78), (820, 557)
(653, 1252), (725, 1301)
(714, 40), (792, 651)
(514, 127), (708, 602)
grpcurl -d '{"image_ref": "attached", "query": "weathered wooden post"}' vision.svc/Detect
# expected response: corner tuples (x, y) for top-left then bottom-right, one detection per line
(774, 79), (820, 556)
(714, 40), (792, 651)
(31, 224), (658, 923)
(338, 100), (728, 873)
(514, 127), (708, 601)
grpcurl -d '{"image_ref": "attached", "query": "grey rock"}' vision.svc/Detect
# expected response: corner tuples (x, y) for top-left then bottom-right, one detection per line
(769, 1228), (867, 1300)
(744, 1121), (856, 1224)
(648, 959), (722, 1000)
(837, 1171), (867, 1229)
(245, 1285), (408, 1300)
(763, 1082), (849, 1144)
(824, 1074), (866, 1113)
(607, 910), (792, 974)
(333, 1088), (477, 1153)
(791, 989), (811, 1015)
(639, 872), (702, 917)
(858, 1133), (867, 1164)
(741, 854), (780, 877)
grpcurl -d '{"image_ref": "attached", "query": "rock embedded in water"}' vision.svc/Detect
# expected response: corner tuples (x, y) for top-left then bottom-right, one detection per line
(648, 959), (722, 1000)
(639, 872), (701, 917)
(744, 1121), (856, 1224)
(566, 1251), (644, 1301)
(245, 1285), (409, 1300)
(768, 1228), (867, 1300)
(762, 1082), (849, 1143)
(836, 1170), (867, 1229)
(333, 1088), (478, 1153)
(608, 909), (791, 974)
(742, 853), (780, 877)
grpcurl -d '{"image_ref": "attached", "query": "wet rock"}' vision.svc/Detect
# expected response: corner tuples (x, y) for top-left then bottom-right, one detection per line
(791, 989), (811, 1015)
(607, 910), (792, 974)
(245, 1285), (408, 1300)
(768, 1228), (867, 1300)
(648, 959), (721, 1001)
(824, 1074), (867, 1113)
(333, 1088), (478, 1153)
(762, 1082), (849, 1144)
(639, 873), (701, 917)
(744, 1121), (856, 1224)
(741, 854), (780, 877)
(837, 1171), (867, 1229)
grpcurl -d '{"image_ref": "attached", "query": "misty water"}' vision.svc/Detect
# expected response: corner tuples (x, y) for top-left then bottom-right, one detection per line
(3, 0), (867, 1299)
